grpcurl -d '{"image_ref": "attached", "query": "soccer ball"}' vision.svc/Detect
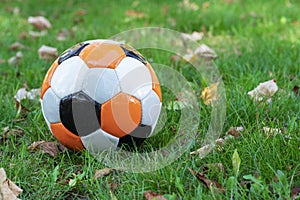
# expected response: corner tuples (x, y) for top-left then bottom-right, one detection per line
(40, 39), (162, 153)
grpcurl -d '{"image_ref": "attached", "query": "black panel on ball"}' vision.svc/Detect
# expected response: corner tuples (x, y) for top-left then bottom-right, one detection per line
(120, 44), (147, 65)
(59, 91), (101, 137)
(58, 43), (89, 64)
(118, 124), (152, 149)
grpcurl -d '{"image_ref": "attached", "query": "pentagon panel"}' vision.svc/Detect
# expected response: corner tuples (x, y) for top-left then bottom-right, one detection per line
(59, 91), (101, 137)
(145, 62), (162, 101)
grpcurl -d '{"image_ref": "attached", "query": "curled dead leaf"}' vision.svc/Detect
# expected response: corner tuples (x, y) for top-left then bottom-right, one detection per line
(189, 168), (225, 193)
(183, 44), (217, 63)
(125, 10), (145, 18)
(8, 51), (23, 66)
(28, 141), (66, 157)
(292, 187), (300, 200)
(227, 126), (244, 137)
(1, 127), (24, 139)
(181, 31), (204, 42)
(0, 168), (23, 200)
(29, 30), (47, 38)
(293, 85), (299, 96)
(201, 82), (219, 105)
(94, 168), (113, 180)
(28, 16), (51, 30)
(56, 29), (69, 41)
(248, 79), (278, 102)
(38, 45), (58, 60)
(178, 0), (199, 11)
(143, 190), (167, 200)
(9, 42), (26, 51)
(14, 88), (41, 102)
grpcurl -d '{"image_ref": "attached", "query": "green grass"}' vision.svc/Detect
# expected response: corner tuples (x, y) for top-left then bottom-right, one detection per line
(1, 0), (300, 199)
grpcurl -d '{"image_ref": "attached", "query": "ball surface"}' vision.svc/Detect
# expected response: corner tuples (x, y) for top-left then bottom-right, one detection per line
(40, 39), (162, 153)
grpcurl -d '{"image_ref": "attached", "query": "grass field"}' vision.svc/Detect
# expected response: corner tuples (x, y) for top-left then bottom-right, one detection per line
(1, 0), (300, 199)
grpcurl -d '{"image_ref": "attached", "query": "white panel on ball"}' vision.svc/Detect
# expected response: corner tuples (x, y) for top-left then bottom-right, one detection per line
(115, 57), (152, 100)
(41, 88), (61, 123)
(81, 129), (119, 153)
(51, 56), (89, 98)
(141, 90), (162, 126)
(82, 68), (120, 104)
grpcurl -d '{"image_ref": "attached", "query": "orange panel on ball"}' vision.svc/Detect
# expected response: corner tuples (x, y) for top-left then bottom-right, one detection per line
(40, 59), (59, 99)
(79, 43), (126, 69)
(101, 93), (142, 138)
(146, 62), (162, 102)
(50, 122), (84, 151)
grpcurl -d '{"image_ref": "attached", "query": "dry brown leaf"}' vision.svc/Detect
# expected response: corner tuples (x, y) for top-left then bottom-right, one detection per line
(38, 45), (58, 60)
(0, 59), (6, 64)
(227, 126), (244, 137)
(178, 0), (199, 11)
(292, 187), (300, 200)
(189, 168), (225, 193)
(9, 42), (26, 51)
(29, 30), (47, 38)
(125, 10), (145, 18)
(8, 51), (22, 66)
(28, 141), (66, 157)
(56, 29), (69, 41)
(183, 44), (217, 63)
(201, 82), (219, 105)
(94, 168), (113, 180)
(28, 16), (51, 30)
(293, 85), (299, 96)
(247, 79), (278, 102)
(181, 31), (204, 42)
(0, 168), (23, 200)
(143, 190), (166, 200)
(1, 127), (24, 139)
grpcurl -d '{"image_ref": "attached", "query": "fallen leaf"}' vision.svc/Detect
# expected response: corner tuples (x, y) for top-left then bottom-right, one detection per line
(18, 32), (27, 40)
(56, 29), (69, 41)
(247, 79), (278, 102)
(143, 190), (167, 200)
(9, 42), (26, 51)
(29, 30), (47, 38)
(8, 51), (23, 66)
(181, 31), (204, 42)
(263, 127), (282, 137)
(227, 126), (244, 137)
(293, 85), (299, 96)
(28, 16), (51, 30)
(1, 127), (24, 139)
(0, 168), (23, 200)
(125, 10), (145, 18)
(38, 45), (58, 60)
(94, 168), (113, 180)
(292, 187), (300, 200)
(28, 141), (66, 157)
(201, 82), (219, 105)
(188, 168), (225, 193)
(0, 59), (6, 64)
(183, 44), (218, 62)
(178, 0), (199, 11)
